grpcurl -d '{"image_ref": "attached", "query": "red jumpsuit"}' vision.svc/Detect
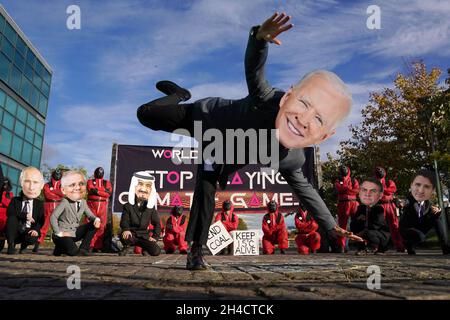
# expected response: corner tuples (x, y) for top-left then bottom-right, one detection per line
(377, 171), (404, 251)
(0, 191), (13, 233)
(214, 206), (239, 254)
(87, 178), (112, 250)
(335, 167), (359, 249)
(262, 210), (289, 254)
(163, 215), (188, 253)
(39, 179), (64, 244)
(294, 208), (321, 254)
(214, 207), (239, 233)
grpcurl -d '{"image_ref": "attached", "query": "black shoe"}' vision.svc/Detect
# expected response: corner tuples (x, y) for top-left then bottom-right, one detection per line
(53, 248), (62, 256)
(442, 245), (450, 255)
(186, 243), (208, 271)
(118, 246), (129, 256)
(156, 81), (191, 101)
(406, 247), (416, 255)
(280, 249), (286, 254)
(165, 248), (175, 254)
(0, 239), (5, 253)
(32, 243), (40, 253)
(7, 246), (16, 255)
(78, 248), (90, 256)
(19, 243), (28, 254)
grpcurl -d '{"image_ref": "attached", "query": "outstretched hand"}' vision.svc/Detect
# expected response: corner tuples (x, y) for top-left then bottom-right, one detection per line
(333, 226), (365, 242)
(256, 12), (293, 45)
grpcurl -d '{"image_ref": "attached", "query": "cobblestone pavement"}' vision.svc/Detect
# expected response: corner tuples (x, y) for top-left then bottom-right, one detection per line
(0, 248), (449, 300)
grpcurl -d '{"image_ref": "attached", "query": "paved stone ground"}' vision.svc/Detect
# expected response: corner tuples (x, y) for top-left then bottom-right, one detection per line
(0, 246), (449, 300)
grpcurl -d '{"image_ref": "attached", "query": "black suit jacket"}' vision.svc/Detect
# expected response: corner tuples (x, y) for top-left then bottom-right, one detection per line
(7, 196), (45, 233)
(120, 202), (161, 239)
(350, 204), (390, 236)
(189, 26), (336, 231)
(400, 194), (437, 234)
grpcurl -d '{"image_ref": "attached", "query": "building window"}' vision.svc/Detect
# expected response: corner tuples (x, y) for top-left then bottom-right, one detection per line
(0, 127), (12, 154)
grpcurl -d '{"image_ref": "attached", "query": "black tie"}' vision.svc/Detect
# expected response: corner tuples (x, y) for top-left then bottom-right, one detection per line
(22, 201), (30, 215)
(76, 201), (80, 212)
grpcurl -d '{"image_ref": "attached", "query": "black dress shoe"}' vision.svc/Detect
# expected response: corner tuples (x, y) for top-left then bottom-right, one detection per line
(156, 80), (191, 101)
(32, 243), (40, 253)
(406, 247), (416, 255)
(0, 239), (5, 253)
(78, 249), (90, 256)
(186, 244), (208, 271)
(19, 243), (28, 254)
(442, 245), (450, 255)
(53, 248), (62, 256)
(7, 246), (17, 255)
(280, 249), (286, 254)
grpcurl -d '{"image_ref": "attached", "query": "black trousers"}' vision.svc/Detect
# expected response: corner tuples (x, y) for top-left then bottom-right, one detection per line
(5, 216), (39, 248)
(355, 229), (390, 251)
(400, 213), (448, 250)
(137, 94), (194, 135)
(52, 222), (97, 256)
(120, 232), (161, 256)
(137, 94), (220, 245)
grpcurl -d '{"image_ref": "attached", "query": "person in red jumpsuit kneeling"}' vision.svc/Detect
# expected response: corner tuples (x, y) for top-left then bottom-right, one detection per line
(335, 166), (359, 253)
(87, 167), (112, 252)
(34, 169), (64, 253)
(295, 206), (321, 254)
(0, 177), (14, 252)
(164, 205), (188, 254)
(262, 201), (289, 254)
(214, 200), (238, 254)
(374, 166), (404, 252)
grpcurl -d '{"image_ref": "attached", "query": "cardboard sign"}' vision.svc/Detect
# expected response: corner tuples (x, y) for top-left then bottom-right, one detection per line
(206, 221), (233, 255)
(230, 230), (260, 256)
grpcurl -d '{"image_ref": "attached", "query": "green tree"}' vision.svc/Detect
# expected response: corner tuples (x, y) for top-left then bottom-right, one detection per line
(338, 62), (449, 197)
(41, 163), (88, 182)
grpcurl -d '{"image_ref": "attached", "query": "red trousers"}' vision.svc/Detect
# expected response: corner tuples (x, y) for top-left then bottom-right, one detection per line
(337, 200), (359, 248)
(262, 229), (289, 254)
(163, 232), (188, 253)
(295, 232), (321, 254)
(38, 202), (60, 243)
(382, 202), (404, 251)
(88, 201), (108, 250)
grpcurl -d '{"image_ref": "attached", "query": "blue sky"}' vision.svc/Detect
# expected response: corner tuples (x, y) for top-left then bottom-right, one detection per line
(2, 0), (450, 178)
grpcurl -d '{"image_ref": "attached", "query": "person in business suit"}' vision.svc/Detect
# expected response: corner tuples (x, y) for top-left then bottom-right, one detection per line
(118, 171), (161, 257)
(50, 171), (101, 256)
(5, 167), (45, 254)
(400, 169), (450, 255)
(350, 178), (391, 255)
(137, 12), (363, 269)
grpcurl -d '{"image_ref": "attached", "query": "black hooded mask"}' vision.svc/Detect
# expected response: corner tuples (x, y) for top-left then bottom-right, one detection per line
(94, 167), (104, 179)
(268, 201), (277, 213)
(52, 169), (62, 181)
(222, 200), (232, 211)
(374, 167), (386, 179)
(172, 205), (183, 217)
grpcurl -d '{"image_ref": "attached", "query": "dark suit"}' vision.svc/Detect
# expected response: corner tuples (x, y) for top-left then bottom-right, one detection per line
(350, 204), (390, 251)
(120, 202), (161, 256)
(6, 195), (44, 250)
(400, 194), (449, 252)
(138, 26), (336, 245)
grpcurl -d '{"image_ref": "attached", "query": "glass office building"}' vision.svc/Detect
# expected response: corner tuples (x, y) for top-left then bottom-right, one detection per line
(0, 5), (52, 194)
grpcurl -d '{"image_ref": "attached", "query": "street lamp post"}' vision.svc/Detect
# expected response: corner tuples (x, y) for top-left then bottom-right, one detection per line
(418, 97), (449, 244)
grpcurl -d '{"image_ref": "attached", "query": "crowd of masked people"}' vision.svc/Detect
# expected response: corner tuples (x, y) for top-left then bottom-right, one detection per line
(0, 165), (448, 257)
